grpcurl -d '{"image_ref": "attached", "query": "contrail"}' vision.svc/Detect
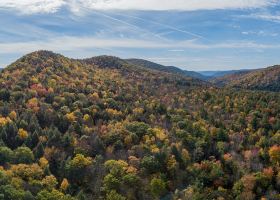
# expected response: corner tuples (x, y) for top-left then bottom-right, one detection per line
(91, 10), (172, 42)
(112, 12), (209, 41)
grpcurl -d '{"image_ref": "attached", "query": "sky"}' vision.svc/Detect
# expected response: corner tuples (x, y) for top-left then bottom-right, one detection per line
(1, 0), (280, 71)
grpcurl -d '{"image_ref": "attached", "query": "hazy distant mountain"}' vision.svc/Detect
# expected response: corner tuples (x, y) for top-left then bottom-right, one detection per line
(211, 65), (280, 91)
(199, 69), (253, 78)
(126, 58), (207, 80)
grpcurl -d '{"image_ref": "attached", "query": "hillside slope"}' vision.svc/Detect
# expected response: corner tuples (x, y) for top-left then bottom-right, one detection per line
(211, 71), (252, 86)
(211, 65), (280, 91)
(126, 58), (207, 80)
(0, 51), (279, 200)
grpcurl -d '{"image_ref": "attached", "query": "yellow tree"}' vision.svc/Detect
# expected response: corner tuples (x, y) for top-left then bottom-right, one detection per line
(18, 128), (28, 140)
(269, 145), (280, 165)
(60, 178), (69, 192)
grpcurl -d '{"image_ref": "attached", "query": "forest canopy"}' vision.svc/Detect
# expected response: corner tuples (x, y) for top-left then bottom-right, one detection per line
(0, 51), (279, 200)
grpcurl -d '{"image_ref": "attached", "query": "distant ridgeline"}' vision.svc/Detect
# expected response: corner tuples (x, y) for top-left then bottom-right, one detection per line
(0, 50), (279, 200)
(123, 58), (280, 92)
(210, 65), (280, 92)
(2, 52), (279, 92)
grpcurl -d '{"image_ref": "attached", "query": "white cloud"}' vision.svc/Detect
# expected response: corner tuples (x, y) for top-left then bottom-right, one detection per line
(248, 13), (280, 22)
(0, 0), (278, 14)
(242, 30), (279, 36)
(242, 31), (250, 35)
(77, 0), (277, 11)
(0, 36), (280, 56)
(0, 37), (202, 53)
(168, 49), (185, 52)
(237, 11), (280, 23)
(0, 0), (65, 14)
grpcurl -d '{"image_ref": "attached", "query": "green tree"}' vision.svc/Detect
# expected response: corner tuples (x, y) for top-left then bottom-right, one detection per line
(0, 184), (33, 200)
(126, 122), (149, 138)
(150, 178), (166, 198)
(0, 146), (14, 165)
(14, 147), (34, 164)
(37, 189), (75, 200)
(106, 190), (126, 200)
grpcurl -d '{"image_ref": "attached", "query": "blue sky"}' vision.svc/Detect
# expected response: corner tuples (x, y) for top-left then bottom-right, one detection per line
(0, 0), (280, 71)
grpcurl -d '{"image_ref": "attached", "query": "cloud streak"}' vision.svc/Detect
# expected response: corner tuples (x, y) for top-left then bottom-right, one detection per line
(245, 13), (280, 23)
(111, 12), (207, 40)
(0, 0), (278, 14)
(1, 36), (280, 56)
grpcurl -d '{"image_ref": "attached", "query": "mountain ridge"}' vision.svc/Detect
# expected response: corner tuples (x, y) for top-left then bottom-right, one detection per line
(2, 51), (268, 82)
(125, 58), (207, 80)
(2, 50), (207, 89)
(2, 50), (280, 92)
(211, 65), (280, 92)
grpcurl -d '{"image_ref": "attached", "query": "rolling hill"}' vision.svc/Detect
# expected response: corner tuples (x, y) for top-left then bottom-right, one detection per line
(0, 51), (279, 200)
(126, 58), (207, 80)
(211, 65), (280, 91)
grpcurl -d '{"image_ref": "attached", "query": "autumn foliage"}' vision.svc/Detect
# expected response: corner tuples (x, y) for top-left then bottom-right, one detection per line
(0, 51), (279, 199)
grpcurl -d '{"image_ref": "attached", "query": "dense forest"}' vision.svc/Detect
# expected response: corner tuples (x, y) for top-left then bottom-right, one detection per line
(211, 65), (280, 92)
(0, 51), (279, 200)
(125, 59), (205, 80)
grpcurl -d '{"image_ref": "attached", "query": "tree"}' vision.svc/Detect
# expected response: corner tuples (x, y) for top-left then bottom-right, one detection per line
(18, 128), (28, 140)
(125, 122), (149, 138)
(105, 160), (128, 176)
(0, 89), (10, 101)
(9, 111), (17, 120)
(1, 122), (19, 149)
(0, 184), (33, 200)
(65, 112), (76, 123)
(11, 164), (44, 181)
(150, 178), (166, 198)
(37, 189), (75, 200)
(0, 146), (14, 165)
(233, 175), (256, 200)
(66, 154), (92, 185)
(60, 178), (69, 192)
(39, 157), (49, 169)
(269, 145), (280, 164)
(27, 97), (39, 112)
(106, 190), (126, 200)
(14, 147), (34, 164)
(140, 156), (160, 174)
(103, 174), (121, 191)
(42, 175), (58, 191)
(68, 154), (92, 169)
(34, 143), (45, 159)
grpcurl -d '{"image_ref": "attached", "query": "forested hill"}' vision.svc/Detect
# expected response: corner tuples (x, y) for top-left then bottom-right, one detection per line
(0, 50), (280, 200)
(126, 58), (207, 80)
(211, 65), (280, 92)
